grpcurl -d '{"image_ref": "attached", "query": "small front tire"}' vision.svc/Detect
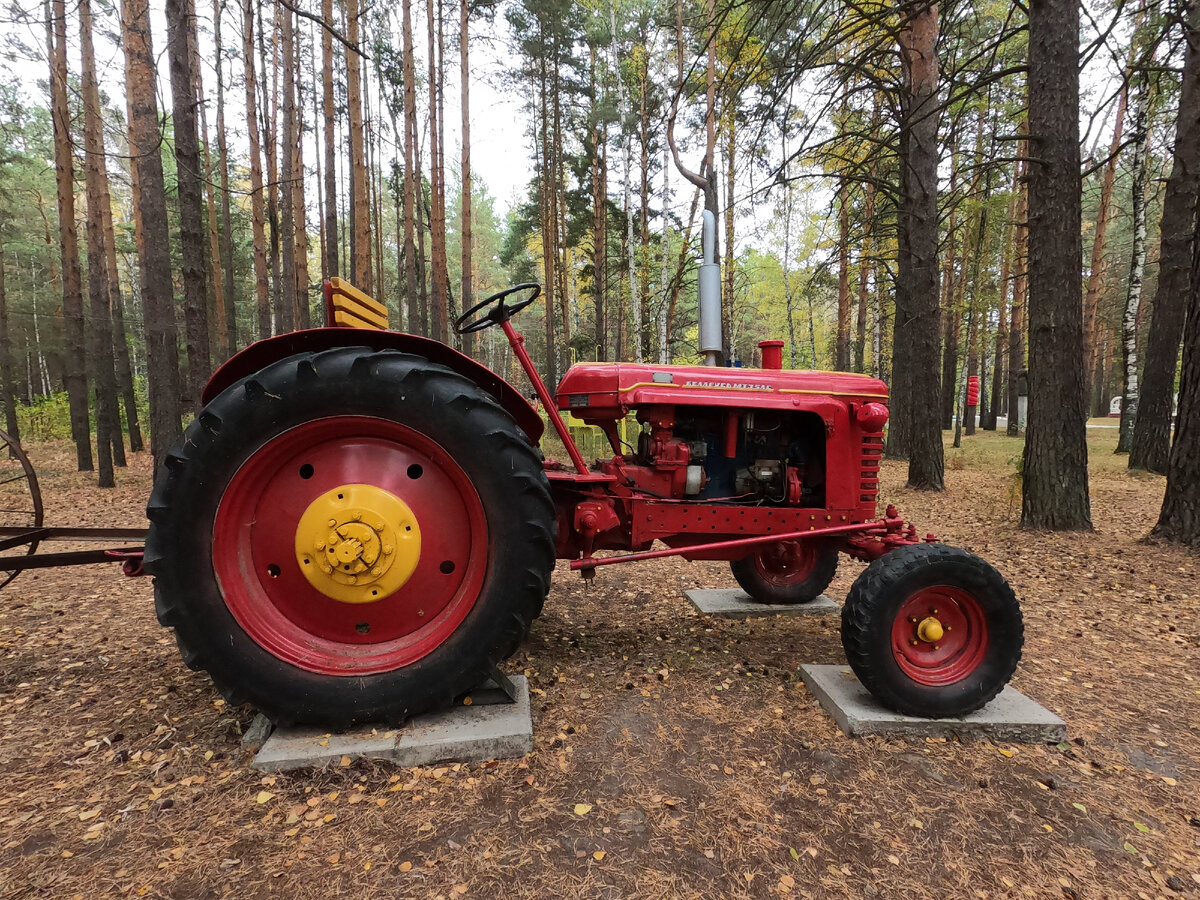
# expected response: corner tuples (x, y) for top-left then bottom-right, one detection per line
(841, 543), (1023, 718)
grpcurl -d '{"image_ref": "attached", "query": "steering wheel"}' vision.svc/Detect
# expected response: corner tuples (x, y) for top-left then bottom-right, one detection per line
(453, 283), (541, 334)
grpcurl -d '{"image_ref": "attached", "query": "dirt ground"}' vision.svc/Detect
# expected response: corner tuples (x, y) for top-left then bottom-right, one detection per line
(1, 426), (1198, 900)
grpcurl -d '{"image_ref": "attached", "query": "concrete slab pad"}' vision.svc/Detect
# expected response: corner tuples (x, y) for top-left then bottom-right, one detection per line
(799, 665), (1066, 743)
(684, 588), (839, 618)
(252, 675), (533, 772)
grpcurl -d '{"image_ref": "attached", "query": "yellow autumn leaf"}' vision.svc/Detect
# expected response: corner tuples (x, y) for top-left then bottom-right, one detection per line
(574, 803), (592, 816)
(399, 861), (413, 872)
(255, 791), (275, 804)
(78, 808), (101, 821)
(593, 850), (606, 861)
(997, 748), (1014, 758)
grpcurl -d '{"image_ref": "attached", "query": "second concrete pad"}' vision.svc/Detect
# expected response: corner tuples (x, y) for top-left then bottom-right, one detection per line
(685, 588), (839, 618)
(800, 665), (1066, 743)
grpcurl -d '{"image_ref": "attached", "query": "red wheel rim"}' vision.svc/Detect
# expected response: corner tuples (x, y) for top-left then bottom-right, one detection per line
(891, 586), (988, 685)
(753, 541), (818, 586)
(212, 416), (488, 676)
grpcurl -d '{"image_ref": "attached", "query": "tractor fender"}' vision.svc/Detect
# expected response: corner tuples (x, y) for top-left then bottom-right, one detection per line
(201, 329), (545, 442)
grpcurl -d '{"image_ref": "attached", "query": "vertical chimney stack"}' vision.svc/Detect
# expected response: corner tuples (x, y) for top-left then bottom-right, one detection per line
(698, 209), (722, 367)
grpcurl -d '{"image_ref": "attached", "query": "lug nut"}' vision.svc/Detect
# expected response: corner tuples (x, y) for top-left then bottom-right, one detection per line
(371, 567), (382, 576)
(352, 511), (362, 522)
(328, 518), (337, 528)
(322, 564), (333, 574)
(383, 545), (394, 555)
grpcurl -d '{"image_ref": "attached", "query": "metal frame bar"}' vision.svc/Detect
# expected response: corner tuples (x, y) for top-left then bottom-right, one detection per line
(568, 517), (904, 571)
(0, 526), (147, 542)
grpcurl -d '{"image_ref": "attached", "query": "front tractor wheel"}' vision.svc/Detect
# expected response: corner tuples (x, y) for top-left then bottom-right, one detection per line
(730, 542), (837, 604)
(841, 543), (1023, 718)
(145, 347), (555, 729)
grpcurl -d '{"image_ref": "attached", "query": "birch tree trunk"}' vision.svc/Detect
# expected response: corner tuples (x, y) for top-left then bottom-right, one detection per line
(1116, 76), (1150, 454)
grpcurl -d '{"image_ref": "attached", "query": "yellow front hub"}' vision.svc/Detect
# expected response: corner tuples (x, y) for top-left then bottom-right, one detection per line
(293, 484), (421, 604)
(916, 616), (945, 644)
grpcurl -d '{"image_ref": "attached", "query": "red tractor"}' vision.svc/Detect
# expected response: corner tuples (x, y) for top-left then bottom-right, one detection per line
(145, 278), (1023, 728)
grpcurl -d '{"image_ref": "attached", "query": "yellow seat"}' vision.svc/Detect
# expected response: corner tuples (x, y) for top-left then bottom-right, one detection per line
(324, 277), (389, 330)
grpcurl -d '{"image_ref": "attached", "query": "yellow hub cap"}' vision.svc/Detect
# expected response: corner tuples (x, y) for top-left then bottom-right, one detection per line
(293, 484), (421, 604)
(916, 616), (945, 644)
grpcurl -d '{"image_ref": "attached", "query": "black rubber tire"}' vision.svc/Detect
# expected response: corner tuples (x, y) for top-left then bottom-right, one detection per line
(144, 347), (555, 729)
(841, 543), (1024, 718)
(730, 546), (838, 604)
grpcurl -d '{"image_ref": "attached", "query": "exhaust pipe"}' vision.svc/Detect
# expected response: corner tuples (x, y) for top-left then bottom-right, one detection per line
(698, 209), (722, 367)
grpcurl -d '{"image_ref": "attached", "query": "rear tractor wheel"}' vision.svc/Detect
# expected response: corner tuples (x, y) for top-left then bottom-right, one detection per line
(841, 543), (1023, 718)
(145, 347), (555, 728)
(730, 541), (837, 604)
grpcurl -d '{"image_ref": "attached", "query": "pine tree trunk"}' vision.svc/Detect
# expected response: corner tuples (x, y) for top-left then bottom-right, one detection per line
(985, 190), (1016, 431)
(1022, 0), (1091, 529)
(592, 96), (608, 362)
(1117, 76), (1151, 454)
(836, 179), (852, 370)
(891, 0), (943, 489)
(938, 161), (960, 430)
(243, 0), (271, 340)
(122, 0), (183, 461)
(537, 54), (557, 385)
(167, 0), (212, 404)
(214, 0), (237, 353)
(293, 46), (311, 330)
(322, 0), (339, 280)
(277, 3), (297, 333)
(95, 110), (142, 454)
(427, 0), (449, 343)
(1007, 152), (1027, 436)
(1151, 208), (1200, 545)
(48, 0), (92, 470)
(460, 0), (473, 355)
(263, 6), (283, 336)
(1130, 0), (1200, 472)
(347, 0), (371, 291)
(194, 19), (228, 361)
(79, 0), (120, 486)
(402, 0), (420, 334)
(0, 243), (20, 445)
(855, 178), (875, 373)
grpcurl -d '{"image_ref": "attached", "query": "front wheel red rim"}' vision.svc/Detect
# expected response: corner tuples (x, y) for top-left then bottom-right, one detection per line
(752, 541), (818, 586)
(212, 416), (488, 676)
(891, 586), (988, 685)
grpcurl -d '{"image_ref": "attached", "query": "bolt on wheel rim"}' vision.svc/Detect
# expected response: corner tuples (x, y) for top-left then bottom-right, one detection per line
(213, 416), (487, 676)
